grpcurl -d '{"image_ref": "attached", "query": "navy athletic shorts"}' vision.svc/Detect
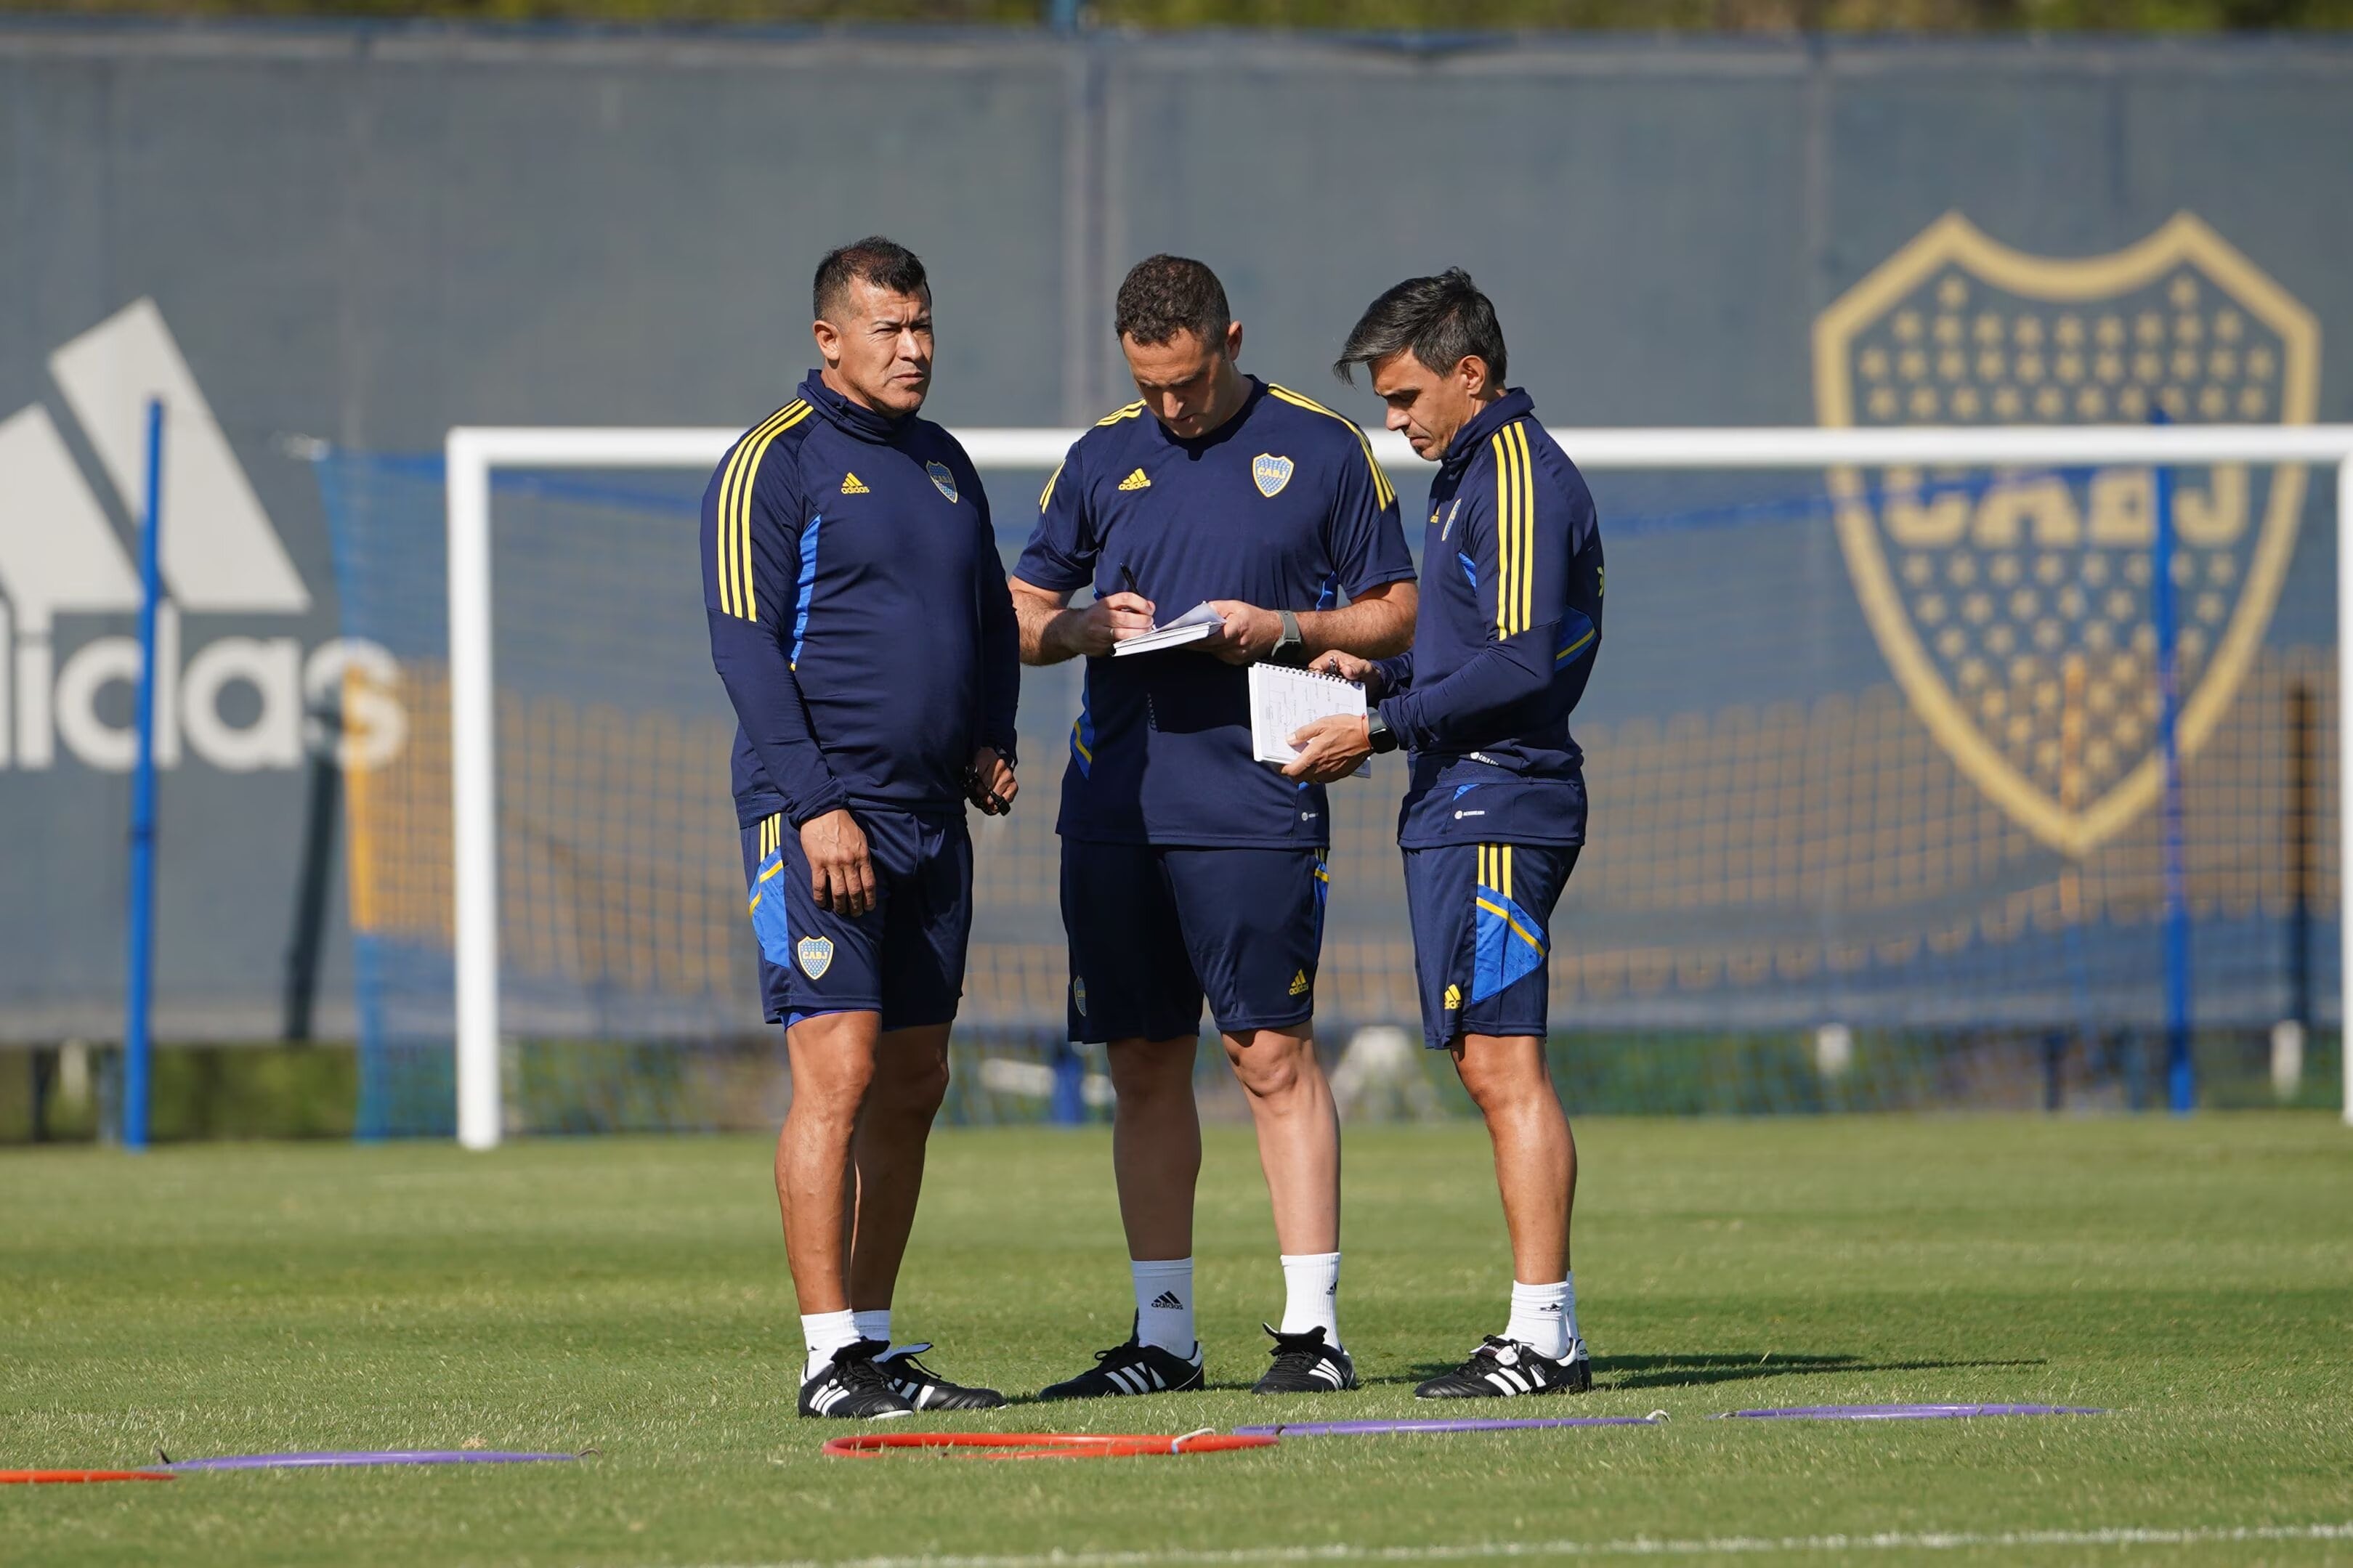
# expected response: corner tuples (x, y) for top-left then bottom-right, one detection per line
(740, 808), (973, 1031)
(1403, 840), (1580, 1050)
(1061, 840), (1329, 1044)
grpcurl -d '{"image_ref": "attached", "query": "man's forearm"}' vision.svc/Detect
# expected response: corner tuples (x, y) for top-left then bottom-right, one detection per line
(1014, 594), (1085, 666)
(1297, 584), (1416, 660)
(708, 611), (850, 826)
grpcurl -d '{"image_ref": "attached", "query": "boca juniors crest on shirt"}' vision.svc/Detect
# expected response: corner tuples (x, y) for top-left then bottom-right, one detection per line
(796, 935), (834, 980)
(1813, 212), (2318, 856)
(926, 460), (958, 503)
(1252, 453), (1295, 498)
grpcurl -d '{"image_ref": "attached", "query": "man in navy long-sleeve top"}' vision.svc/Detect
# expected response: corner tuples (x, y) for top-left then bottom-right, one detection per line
(702, 237), (1018, 1421)
(1290, 269), (1604, 1401)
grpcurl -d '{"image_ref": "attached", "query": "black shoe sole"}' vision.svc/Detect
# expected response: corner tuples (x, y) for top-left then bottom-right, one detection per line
(902, 1390), (1009, 1411)
(1037, 1375), (1204, 1402)
(1413, 1361), (1591, 1400)
(1251, 1369), (1359, 1395)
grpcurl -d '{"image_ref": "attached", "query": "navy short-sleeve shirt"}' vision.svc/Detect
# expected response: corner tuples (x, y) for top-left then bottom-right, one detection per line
(1016, 378), (1415, 847)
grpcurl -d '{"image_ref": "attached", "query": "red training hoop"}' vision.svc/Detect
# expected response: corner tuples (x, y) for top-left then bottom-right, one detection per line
(1, 1470), (174, 1484)
(822, 1431), (1276, 1461)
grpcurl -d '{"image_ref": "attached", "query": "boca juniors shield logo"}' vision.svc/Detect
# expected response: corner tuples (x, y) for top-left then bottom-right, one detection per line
(1813, 212), (2319, 856)
(796, 935), (835, 980)
(926, 460), (958, 503)
(1252, 453), (1295, 498)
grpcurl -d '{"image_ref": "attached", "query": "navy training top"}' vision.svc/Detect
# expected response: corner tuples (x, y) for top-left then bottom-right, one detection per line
(1372, 389), (1604, 850)
(701, 370), (1020, 829)
(1016, 378), (1416, 848)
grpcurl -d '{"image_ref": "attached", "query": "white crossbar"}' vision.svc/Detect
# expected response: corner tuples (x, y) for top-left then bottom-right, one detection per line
(447, 423), (2353, 1147)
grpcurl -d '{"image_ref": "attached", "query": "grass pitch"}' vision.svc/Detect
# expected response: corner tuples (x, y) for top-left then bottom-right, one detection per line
(6, 1115), (2351, 1566)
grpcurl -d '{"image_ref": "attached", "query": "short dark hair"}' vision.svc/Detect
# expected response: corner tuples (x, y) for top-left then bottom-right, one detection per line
(1333, 268), (1507, 387)
(1114, 254), (1231, 348)
(813, 236), (928, 322)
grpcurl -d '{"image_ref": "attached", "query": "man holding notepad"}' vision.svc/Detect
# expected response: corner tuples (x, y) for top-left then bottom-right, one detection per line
(1290, 269), (1605, 1401)
(1008, 255), (1415, 1399)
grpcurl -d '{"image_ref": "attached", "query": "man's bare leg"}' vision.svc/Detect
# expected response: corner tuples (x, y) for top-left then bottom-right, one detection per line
(777, 1010), (883, 1315)
(1108, 1035), (1202, 1261)
(1449, 1030), (1583, 1372)
(846, 1023), (954, 1313)
(1103, 1034), (1202, 1360)
(1222, 1025), (1340, 1255)
(1224, 1024), (1349, 1377)
(1451, 1031), (1574, 1281)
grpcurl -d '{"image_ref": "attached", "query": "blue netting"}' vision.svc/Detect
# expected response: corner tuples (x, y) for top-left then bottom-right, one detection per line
(314, 446), (2341, 1132)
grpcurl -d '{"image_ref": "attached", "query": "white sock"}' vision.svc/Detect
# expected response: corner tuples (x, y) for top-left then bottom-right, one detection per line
(1279, 1251), (1342, 1346)
(1506, 1277), (1573, 1360)
(851, 1308), (891, 1353)
(1132, 1257), (1196, 1357)
(801, 1309), (861, 1382)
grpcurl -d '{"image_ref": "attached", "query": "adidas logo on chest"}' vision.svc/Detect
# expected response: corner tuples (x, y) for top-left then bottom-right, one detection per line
(1117, 468), (1151, 491)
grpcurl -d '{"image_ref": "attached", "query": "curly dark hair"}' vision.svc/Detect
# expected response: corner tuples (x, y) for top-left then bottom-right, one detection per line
(1114, 254), (1231, 348)
(814, 237), (928, 322)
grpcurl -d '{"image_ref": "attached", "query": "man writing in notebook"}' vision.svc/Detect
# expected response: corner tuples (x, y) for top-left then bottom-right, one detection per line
(1008, 255), (1416, 1397)
(1288, 269), (1605, 1399)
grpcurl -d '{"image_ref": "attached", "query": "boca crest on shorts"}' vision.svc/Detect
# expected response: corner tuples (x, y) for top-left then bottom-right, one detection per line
(739, 808), (975, 1031)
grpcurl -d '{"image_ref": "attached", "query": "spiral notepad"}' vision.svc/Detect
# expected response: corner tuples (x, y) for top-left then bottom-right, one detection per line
(1249, 664), (1369, 771)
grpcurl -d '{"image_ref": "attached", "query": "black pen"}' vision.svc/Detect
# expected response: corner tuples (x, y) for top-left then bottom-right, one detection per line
(1117, 561), (1157, 633)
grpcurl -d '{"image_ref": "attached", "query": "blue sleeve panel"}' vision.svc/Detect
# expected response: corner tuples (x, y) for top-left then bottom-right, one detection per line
(700, 399), (850, 828)
(700, 380), (1016, 827)
(1377, 415), (1603, 757)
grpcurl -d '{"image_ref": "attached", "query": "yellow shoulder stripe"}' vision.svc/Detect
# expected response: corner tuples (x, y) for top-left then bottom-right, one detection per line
(1039, 460), (1065, 513)
(1488, 421), (1535, 637)
(1267, 384), (1396, 509)
(715, 400), (811, 621)
(1094, 401), (1147, 427)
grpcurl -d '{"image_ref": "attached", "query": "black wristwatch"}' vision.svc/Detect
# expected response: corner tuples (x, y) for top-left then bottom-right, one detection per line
(1271, 609), (1305, 665)
(1365, 708), (1399, 755)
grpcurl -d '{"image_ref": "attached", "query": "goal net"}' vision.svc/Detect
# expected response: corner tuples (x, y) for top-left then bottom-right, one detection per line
(314, 424), (2353, 1142)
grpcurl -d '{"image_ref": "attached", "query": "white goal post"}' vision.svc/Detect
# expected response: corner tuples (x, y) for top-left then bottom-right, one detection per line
(447, 423), (2353, 1145)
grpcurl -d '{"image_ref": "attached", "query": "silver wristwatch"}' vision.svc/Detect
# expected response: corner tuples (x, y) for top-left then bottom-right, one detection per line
(1273, 609), (1304, 664)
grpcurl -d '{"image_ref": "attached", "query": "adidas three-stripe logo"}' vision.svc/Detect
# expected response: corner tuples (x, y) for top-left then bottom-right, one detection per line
(1309, 1360), (1347, 1388)
(810, 1383), (851, 1414)
(1105, 1363), (1169, 1394)
(1149, 1290), (1184, 1310)
(1117, 468), (1151, 490)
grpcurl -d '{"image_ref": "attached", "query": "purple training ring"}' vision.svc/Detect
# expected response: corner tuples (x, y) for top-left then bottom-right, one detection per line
(1716, 1404), (2105, 1421)
(165, 1450), (579, 1470)
(1233, 1415), (1661, 1437)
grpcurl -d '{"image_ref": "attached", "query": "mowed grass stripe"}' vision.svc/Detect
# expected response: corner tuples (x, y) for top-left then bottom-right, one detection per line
(716, 1519), (2353, 1567)
(4, 1116), (2350, 1568)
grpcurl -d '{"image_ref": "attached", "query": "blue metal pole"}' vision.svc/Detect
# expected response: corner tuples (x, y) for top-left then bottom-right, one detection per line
(2152, 452), (2194, 1114)
(1050, 1037), (1086, 1126)
(123, 397), (165, 1151)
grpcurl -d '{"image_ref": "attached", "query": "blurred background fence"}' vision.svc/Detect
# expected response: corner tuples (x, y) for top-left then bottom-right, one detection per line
(3, 23), (2349, 1136)
(311, 443), (2343, 1134)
